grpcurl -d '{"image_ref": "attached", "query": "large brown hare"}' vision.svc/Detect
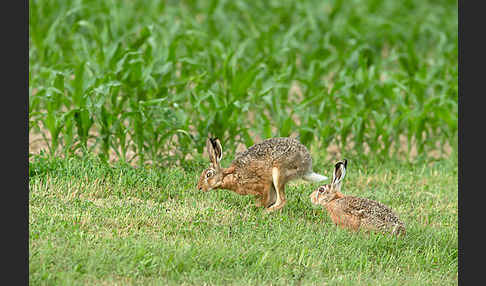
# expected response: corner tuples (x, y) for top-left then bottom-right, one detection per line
(310, 159), (406, 235)
(197, 137), (328, 212)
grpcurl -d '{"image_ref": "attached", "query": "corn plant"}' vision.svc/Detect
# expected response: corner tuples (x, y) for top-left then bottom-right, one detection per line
(29, 0), (458, 164)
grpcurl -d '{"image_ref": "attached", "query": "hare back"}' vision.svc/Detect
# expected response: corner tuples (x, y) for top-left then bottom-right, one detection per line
(335, 196), (404, 230)
(233, 137), (313, 176)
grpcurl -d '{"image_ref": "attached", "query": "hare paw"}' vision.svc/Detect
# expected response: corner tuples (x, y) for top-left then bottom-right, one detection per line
(263, 201), (286, 214)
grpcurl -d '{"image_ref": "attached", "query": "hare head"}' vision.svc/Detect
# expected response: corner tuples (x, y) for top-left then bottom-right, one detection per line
(197, 138), (228, 192)
(310, 159), (347, 206)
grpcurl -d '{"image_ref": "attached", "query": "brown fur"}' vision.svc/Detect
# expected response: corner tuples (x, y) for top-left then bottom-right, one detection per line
(310, 160), (406, 236)
(197, 137), (324, 212)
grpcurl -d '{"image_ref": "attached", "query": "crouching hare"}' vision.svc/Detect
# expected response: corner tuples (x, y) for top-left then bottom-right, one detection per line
(310, 159), (406, 236)
(197, 137), (328, 212)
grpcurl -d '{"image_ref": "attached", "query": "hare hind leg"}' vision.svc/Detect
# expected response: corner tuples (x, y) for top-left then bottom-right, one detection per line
(264, 167), (287, 213)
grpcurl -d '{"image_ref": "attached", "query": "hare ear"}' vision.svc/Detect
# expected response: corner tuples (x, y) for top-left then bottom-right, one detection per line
(212, 138), (223, 162)
(207, 137), (223, 167)
(332, 159), (347, 186)
(206, 138), (217, 166)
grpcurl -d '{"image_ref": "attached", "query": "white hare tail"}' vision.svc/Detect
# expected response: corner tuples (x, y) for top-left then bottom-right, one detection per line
(303, 172), (328, 182)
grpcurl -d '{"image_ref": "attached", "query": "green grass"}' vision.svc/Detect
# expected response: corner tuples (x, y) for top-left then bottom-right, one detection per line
(29, 154), (458, 285)
(29, 0), (458, 164)
(29, 0), (458, 284)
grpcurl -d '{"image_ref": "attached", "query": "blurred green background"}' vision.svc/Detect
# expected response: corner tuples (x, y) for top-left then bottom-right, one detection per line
(29, 0), (458, 166)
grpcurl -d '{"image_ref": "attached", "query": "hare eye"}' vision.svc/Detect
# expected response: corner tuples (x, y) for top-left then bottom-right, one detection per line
(206, 171), (213, 178)
(318, 186), (325, 192)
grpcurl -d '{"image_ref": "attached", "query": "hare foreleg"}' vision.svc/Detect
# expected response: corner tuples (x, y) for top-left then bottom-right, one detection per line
(264, 183), (277, 208)
(256, 183), (276, 208)
(254, 194), (264, 207)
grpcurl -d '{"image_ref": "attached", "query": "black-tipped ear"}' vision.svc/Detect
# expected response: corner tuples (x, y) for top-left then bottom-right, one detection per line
(332, 160), (347, 185)
(334, 159), (348, 171)
(210, 138), (223, 162)
(207, 137), (222, 166)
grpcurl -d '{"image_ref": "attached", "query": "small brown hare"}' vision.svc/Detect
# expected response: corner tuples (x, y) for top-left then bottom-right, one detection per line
(197, 137), (328, 212)
(310, 159), (406, 236)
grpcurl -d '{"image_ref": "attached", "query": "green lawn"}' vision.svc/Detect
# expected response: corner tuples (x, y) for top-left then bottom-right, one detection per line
(29, 155), (457, 285)
(29, 0), (458, 284)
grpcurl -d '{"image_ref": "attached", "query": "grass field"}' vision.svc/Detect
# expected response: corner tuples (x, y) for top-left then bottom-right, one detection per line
(29, 154), (457, 285)
(29, 0), (458, 284)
